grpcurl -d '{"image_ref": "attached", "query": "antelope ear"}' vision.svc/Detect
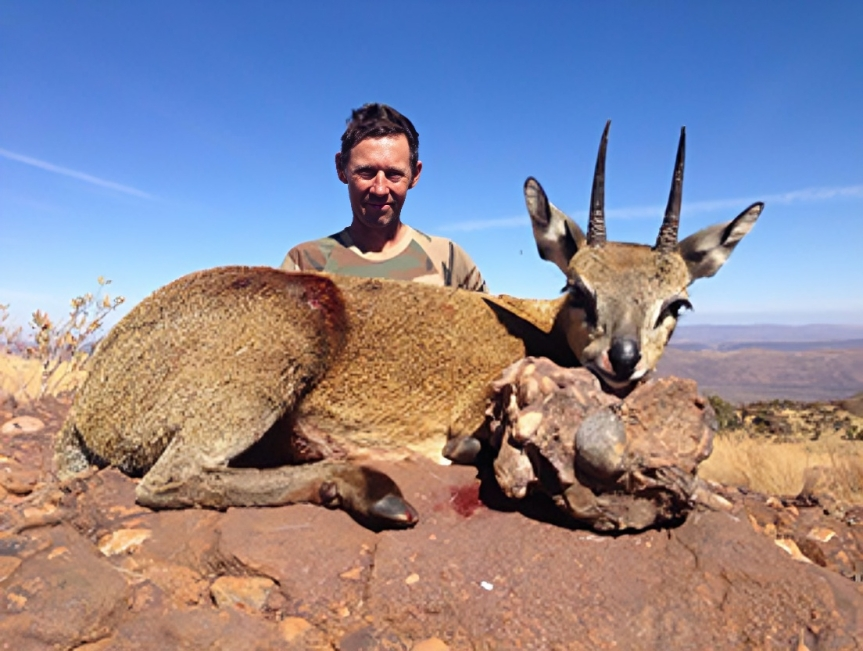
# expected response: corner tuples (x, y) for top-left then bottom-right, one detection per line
(678, 202), (763, 282)
(525, 177), (586, 274)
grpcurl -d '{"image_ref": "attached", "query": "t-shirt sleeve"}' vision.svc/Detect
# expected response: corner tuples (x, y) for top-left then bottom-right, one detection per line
(280, 248), (302, 271)
(450, 243), (489, 293)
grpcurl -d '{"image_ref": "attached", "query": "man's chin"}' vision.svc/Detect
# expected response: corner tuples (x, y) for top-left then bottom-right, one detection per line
(357, 210), (397, 228)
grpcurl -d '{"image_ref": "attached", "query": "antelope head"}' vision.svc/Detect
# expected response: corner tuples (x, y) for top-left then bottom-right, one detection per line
(526, 121), (763, 391)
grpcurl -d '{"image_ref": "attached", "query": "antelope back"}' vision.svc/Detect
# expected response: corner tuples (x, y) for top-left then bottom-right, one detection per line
(526, 122), (763, 390)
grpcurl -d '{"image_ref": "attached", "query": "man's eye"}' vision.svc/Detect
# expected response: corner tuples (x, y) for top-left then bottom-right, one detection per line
(356, 171), (376, 180)
(386, 172), (404, 182)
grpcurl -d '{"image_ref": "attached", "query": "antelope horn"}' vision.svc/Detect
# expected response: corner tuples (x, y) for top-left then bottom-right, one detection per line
(656, 127), (686, 253)
(586, 120), (611, 247)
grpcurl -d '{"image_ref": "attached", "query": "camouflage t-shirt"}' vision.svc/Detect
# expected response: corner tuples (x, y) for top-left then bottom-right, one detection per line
(281, 225), (488, 292)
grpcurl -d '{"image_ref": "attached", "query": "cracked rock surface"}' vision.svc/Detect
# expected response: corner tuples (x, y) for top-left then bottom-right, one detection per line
(1, 393), (862, 650)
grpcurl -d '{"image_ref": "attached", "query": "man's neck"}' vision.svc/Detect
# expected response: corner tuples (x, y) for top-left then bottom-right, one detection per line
(347, 221), (410, 254)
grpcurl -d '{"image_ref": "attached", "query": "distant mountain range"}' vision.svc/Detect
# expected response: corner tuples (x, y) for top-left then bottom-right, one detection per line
(658, 324), (863, 403)
(669, 324), (863, 351)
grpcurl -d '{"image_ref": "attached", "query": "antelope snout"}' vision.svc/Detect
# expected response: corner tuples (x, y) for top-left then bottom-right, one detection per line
(608, 337), (641, 379)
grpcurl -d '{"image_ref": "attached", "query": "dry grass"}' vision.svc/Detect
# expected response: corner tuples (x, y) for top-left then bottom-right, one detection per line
(699, 432), (863, 504)
(0, 352), (87, 402)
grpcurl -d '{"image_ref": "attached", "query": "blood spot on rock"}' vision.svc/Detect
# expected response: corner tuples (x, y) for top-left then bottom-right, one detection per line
(447, 483), (483, 517)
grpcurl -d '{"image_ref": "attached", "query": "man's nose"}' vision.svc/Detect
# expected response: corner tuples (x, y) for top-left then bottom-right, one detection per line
(370, 171), (388, 194)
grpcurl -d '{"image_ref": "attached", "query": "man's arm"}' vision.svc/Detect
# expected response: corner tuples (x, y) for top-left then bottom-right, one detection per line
(281, 239), (334, 273)
(449, 242), (488, 293)
(280, 249), (301, 271)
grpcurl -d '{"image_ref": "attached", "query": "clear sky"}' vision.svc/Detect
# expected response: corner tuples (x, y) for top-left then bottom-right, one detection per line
(1, 1), (861, 329)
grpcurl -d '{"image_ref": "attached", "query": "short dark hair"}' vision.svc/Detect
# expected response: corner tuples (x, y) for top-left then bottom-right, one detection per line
(339, 103), (420, 177)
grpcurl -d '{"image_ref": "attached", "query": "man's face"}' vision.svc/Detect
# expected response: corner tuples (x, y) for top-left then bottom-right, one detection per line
(336, 134), (422, 230)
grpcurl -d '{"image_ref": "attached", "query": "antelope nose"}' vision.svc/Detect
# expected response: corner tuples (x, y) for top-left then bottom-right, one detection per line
(608, 338), (640, 378)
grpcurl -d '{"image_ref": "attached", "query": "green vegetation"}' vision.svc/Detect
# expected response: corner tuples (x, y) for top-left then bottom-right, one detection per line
(707, 394), (741, 433)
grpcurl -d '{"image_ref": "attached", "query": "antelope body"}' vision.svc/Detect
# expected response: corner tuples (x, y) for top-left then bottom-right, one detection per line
(55, 124), (762, 528)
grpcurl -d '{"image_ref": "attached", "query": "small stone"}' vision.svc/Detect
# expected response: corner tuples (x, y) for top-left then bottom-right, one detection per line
(22, 504), (57, 520)
(340, 566), (364, 581)
(774, 538), (813, 564)
(806, 527), (836, 543)
(513, 411), (543, 443)
(539, 376), (557, 395)
(6, 591), (27, 610)
(405, 573), (420, 585)
(280, 616), (313, 641)
(97, 528), (152, 556)
(0, 469), (41, 495)
(142, 563), (206, 606)
(0, 555), (22, 582)
(1, 416), (45, 435)
(210, 575), (276, 612)
(47, 546), (69, 560)
(412, 638), (450, 651)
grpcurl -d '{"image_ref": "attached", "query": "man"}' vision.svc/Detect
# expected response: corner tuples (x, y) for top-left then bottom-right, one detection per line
(281, 103), (488, 292)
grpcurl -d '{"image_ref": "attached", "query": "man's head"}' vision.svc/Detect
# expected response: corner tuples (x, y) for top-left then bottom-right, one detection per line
(338, 103), (420, 177)
(335, 104), (423, 235)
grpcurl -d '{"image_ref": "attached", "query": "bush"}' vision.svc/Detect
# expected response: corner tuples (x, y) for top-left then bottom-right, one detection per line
(708, 394), (741, 432)
(0, 277), (124, 399)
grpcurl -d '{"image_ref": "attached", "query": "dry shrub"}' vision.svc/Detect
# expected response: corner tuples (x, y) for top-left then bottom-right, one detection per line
(0, 278), (123, 402)
(699, 432), (863, 504)
(0, 353), (87, 401)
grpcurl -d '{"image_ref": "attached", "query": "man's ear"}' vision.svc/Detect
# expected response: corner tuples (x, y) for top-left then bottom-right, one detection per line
(335, 152), (348, 184)
(408, 160), (423, 189)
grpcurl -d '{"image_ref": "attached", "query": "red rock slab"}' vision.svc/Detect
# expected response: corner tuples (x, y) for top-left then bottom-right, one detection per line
(0, 523), (129, 649)
(363, 502), (863, 650)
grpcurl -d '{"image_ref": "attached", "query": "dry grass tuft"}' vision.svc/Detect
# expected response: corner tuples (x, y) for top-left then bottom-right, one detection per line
(0, 352), (87, 402)
(699, 433), (863, 504)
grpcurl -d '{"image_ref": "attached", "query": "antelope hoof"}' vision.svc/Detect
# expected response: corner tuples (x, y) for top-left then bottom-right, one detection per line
(369, 494), (419, 528)
(322, 466), (420, 530)
(442, 435), (482, 464)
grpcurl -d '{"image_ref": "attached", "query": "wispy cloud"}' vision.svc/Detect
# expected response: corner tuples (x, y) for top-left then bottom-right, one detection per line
(443, 183), (863, 232)
(0, 148), (154, 199)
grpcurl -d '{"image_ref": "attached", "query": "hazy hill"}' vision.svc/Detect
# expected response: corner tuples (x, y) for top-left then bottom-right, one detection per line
(670, 324), (863, 350)
(657, 324), (863, 403)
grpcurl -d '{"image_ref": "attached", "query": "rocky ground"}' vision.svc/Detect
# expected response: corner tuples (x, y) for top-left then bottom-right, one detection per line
(1, 394), (863, 650)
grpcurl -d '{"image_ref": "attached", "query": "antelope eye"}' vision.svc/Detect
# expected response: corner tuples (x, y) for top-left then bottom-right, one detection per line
(565, 280), (597, 322)
(656, 297), (693, 326)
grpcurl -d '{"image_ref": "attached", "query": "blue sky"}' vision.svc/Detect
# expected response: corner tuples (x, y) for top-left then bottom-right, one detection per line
(1, 1), (861, 329)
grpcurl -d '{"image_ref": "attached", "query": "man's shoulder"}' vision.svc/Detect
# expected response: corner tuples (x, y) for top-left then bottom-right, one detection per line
(282, 230), (349, 271)
(409, 227), (488, 292)
(410, 227), (451, 246)
(409, 227), (457, 257)
(293, 230), (350, 252)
